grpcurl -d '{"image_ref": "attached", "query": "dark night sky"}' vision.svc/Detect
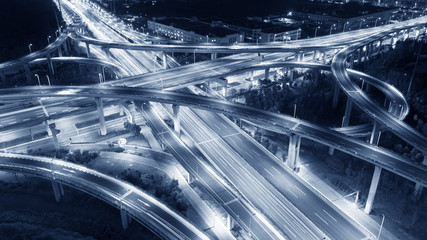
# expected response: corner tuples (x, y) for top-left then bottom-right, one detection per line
(122, 0), (301, 19)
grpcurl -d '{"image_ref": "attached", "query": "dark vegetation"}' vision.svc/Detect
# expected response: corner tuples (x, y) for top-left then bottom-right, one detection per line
(0, 132), (49, 149)
(123, 121), (142, 136)
(310, 141), (427, 240)
(29, 148), (99, 166)
(0, 176), (158, 240)
(0, 0), (63, 62)
(238, 69), (342, 127)
(355, 39), (427, 162)
(120, 169), (189, 215)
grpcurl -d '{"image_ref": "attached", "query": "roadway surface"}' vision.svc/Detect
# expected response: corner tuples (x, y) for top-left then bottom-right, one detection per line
(1, 86), (425, 187)
(0, 153), (209, 240)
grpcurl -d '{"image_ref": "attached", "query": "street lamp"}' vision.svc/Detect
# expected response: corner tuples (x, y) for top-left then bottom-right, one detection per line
(28, 44), (33, 53)
(55, 30), (59, 38)
(46, 75), (51, 86)
(359, 19), (365, 30)
(329, 24), (336, 35)
(34, 74), (41, 86)
(47, 35), (51, 44)
(378, 214), (385, 239)
(375, 17), (381, 27)
(343, 21), (349, 33)
(314, 26), (320, 38)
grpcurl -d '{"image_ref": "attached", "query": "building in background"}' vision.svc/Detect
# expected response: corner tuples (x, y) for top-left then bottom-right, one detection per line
(147, 17), (243, 43)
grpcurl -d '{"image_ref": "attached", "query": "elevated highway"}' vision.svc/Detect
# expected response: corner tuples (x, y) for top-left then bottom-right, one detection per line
(0, 86), (425, 189)
(0, 152), (209, 240)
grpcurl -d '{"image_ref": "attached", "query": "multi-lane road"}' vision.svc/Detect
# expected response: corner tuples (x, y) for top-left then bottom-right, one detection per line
(1, 0), (427, 239)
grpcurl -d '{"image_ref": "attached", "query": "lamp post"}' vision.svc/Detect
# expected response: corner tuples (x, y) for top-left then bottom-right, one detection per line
(55, 30), (59, 38)
(46, 75), (51, 86)
(35, 74), (41, 86)
(314, 26), (320, 38)
(378, 214), (385, 240)
(359, 19), (365, 30)
(343, 21), (349, 33)
(329, 24), (336, 35)
(47, 35), (51, 44)
(375, 17), (381, 27)
(28, 44), (33, 53)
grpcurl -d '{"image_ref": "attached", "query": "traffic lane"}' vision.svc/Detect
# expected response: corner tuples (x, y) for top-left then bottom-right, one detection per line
(139, 102), (282, 240)
(176, 106), (322, 239)
(194, 108), (366, 239)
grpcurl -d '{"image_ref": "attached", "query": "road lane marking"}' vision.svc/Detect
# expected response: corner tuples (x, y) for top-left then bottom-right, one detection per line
(272, 166), (281, 174)
(223, 198), (239, 206)
(315, 212), (329, 225)
(291, 119), (302, 131)
(120, 189), (133, 200)
(252, 149), (261, 157)
(322, 209), (337, 222)
(287, 188), (299, 199)
(23, 118), (31, 122)
(62, 168), (76, 174)
(137, 198), (150, 207)
(294, 185), (306, 196)
(264, 168), (274, 177)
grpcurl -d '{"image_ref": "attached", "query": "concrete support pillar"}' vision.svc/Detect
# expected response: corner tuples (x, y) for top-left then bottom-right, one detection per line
(294, 52), (298, 62)
(413, 155), (427, 201)
(23, 64), (32, 84)
(332, 83), (340, 109)
(46, 53), (55, 77)
(250, 70), (255, 81)
(51, 181), (61, 202)
(222, 80), (227, 97)
(120, 209), (128, 229)
(313, 69), (319, 86)
(65, 39), (71, 56)
(289, 68), (294, 82)
(369, 121), (381, 146)
(162, 52), (168, 69)
(377, 39), (382, 54)
(226, 214), (234, 230)
(103, 48), (112, 60)
(364, 166), (382, 214)
(49, 123), (59, 150)
(413, 183), (424, 201)
(328, 146), (335, 156)
(364, 45), (368, 62)
(298, 51), (304, 61)
(322, 51), (326, 64)
(349, 53), (354, 68)
(0, 71), (6, 85)
(368, 43), (373, 59)
(358, 48), (362, 64)
(58, 45), (63, 57)
(342, 97), (353, 127)
(119, 103), (134, 124)
(186, 172), (193, 184)
(44, 121), (52, 136)
(95, 97), (107, 135)
(287, 134), (301, 171)
(85, 42), (91, 58)
(172, 104), (180, 135)
(211, 53), (217, 60)
(264, 68), (270, 80)
(59, 183), (64, 196)
(313, 50), (317, 62)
